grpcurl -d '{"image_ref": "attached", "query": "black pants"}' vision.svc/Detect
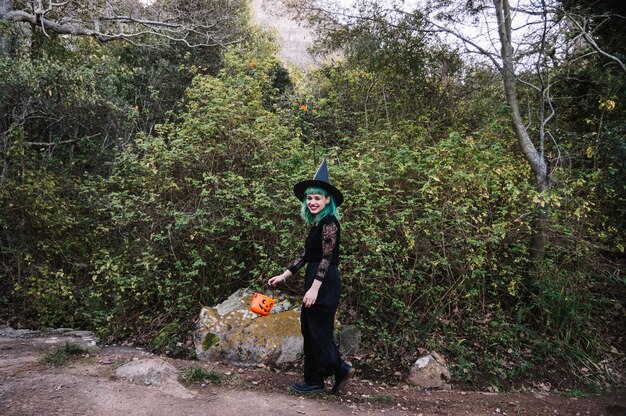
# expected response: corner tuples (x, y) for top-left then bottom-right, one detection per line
(301, 303), (342, 384)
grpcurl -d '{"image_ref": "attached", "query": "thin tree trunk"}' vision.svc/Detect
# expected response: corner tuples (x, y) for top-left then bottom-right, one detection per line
(530, 208), (549, 260)
(493, 0), (550, 261)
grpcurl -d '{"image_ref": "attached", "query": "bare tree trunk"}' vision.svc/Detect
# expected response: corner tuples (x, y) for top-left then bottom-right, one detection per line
(0, 0), (14, 56)
(493, 0), (550, 261)
(530, 208), (549, 260)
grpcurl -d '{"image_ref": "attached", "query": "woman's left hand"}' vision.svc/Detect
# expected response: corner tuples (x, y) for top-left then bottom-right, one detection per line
(303, 287), (318, 308)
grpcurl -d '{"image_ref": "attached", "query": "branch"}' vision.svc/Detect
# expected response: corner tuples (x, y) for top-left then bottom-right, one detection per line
(24, 133), (101, 147)
(563, 10), (626, 72)
(1, 9), (239, 48)
(427, 21), (502, 71)
(100, 15), (180, 29)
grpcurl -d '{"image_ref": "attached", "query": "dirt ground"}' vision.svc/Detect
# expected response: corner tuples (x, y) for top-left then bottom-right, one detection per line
(1, 327), (625, 416)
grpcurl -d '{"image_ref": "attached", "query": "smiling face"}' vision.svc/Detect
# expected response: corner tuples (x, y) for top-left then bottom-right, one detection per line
(306, 193), (331, 215)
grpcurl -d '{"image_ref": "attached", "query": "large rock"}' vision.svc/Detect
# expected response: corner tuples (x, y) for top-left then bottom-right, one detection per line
(407, 351), (451, 389)
(115, 358), (194, 398)
(193, 289), (303, 366)
(0, 326), (98, 346)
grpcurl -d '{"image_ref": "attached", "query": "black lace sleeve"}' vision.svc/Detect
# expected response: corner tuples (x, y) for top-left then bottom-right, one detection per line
(315, 221), (339, 282)
(287, 248), (306, 274)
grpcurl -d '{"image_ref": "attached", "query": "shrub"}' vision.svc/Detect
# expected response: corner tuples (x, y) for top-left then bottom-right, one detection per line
(43, 343), (88, 366)
(180, 367), (221, 385)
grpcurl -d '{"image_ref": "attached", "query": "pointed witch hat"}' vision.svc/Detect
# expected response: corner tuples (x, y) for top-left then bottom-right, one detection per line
(293, 158), (344, 207)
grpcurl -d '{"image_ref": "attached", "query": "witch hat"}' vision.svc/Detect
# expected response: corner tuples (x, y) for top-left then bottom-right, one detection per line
(293, 158), (344, 207)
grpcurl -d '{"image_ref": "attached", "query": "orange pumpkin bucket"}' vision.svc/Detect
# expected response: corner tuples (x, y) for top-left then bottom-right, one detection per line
(250, 292), (276, 316)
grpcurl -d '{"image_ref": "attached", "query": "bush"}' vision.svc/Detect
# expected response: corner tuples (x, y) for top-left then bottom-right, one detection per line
(43, 343), (88, 366)
(180, 367), (221, 385)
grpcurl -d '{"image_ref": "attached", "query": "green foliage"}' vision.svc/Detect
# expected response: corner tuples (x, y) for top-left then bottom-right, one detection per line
(331, 127), (538, 378)
(43, 342), (88, 366)
(0, 37), (138, 171)
(152, 320), (196, 359)
(0, 16), (247, 330)
(202, 333), (219, 351)
(78, 39), (306, 341)
(180, 366), (221, 385)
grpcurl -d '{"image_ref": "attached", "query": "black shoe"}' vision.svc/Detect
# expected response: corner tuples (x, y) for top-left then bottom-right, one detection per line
(290, 382), (325, 395)
(332, 362), (355, 395)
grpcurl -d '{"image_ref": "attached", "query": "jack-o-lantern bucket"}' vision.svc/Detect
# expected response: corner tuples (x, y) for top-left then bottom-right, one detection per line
(250, 292), (276, 316)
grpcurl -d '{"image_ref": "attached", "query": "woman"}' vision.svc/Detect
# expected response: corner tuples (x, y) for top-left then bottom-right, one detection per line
(268, 158), (354, 395)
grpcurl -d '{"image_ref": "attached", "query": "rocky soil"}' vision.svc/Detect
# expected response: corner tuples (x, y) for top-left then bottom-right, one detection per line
(1, 326), (625, 416)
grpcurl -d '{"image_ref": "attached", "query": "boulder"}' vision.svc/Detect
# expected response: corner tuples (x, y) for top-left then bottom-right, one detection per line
(407, 351), (451, 389)
(115, 358), (193, 398)
(193, 289), (303, 366)
(0, 325), (98, 346)
(116, 358), (178, 385)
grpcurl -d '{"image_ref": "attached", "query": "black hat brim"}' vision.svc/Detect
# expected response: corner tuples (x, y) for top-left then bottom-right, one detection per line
(294, 180), (344, 207)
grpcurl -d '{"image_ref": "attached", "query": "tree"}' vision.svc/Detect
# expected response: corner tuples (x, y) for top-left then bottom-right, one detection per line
(488, 0), (551, 259)
(0, 0), (251, 182)
(0, 0), (245, 49)
(281, 0), (625, 261)
(553, 0), (626, 239)
(430, 0), (625, 259)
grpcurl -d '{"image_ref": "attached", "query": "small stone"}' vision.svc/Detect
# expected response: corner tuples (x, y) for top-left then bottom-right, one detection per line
(407, 352), (450, 389)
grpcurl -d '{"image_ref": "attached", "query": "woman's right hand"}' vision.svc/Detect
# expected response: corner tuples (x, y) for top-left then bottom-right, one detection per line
(268, 275), (284, 286)
(268, 271), (291, 286)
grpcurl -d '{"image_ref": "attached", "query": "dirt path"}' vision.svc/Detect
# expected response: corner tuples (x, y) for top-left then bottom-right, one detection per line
(1, 327), (624, 416)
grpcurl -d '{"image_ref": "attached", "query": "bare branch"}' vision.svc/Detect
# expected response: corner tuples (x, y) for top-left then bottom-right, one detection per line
(24, 133), (100, 147)
(562, 10), (626, 72)
(1, 1), (244, 48)
(427, 21), (502, 71)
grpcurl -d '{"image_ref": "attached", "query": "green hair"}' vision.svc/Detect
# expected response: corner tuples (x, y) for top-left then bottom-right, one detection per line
(300, 186), (340, 225)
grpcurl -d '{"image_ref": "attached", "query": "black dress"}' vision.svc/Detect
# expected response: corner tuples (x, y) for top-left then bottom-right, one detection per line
(288, 214), (342, 384)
